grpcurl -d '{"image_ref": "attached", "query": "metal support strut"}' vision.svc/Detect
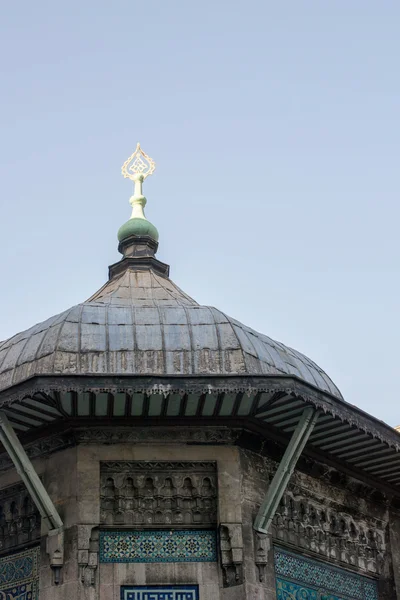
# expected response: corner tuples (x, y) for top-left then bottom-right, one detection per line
(0, 410), (64, 583)
(253, 406), (318, 534)
(0, 411), (63, 530)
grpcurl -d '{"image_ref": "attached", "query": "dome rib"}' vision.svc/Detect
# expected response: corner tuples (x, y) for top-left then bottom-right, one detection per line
(152, 273), (168, 374)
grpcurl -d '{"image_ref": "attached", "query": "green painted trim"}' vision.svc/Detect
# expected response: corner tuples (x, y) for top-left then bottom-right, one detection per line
(253, 406), (318, 534)
(0, 411), (63, 531)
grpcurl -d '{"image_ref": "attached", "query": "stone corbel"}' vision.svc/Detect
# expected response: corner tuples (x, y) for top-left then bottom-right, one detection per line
(219, 524), (244, 587)
(254, 531), (269, 582)
(46, 527), (64, 585)
(78, 526), (99, 587)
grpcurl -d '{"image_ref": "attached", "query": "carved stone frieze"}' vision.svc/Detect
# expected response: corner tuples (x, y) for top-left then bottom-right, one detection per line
(0, 482), (41, 553)
(77, 428), (240, 445)
(100, 461), (217, 527)
(271, 488), (387, 575)
(0, 433), (76, 472)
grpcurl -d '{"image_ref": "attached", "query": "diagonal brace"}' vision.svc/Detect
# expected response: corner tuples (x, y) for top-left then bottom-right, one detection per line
(253, 406), (318, 534)
(0, 411), (63, 531)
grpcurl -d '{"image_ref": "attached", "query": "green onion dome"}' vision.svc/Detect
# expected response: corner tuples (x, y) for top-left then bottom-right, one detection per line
(118, 217), (159, 242)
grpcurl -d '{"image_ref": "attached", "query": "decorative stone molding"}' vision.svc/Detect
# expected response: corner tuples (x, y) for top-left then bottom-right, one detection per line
(0, 429), (237, 473)
(0, 482), (40, 553)
(219, 524), (244, 587)
(0, 433), (75, 472)
(271, 489), (386, 575)
(100, 461), (217, 527)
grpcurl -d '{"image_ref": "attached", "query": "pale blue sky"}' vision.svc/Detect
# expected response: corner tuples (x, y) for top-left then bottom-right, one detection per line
(0, 2), (399, 424)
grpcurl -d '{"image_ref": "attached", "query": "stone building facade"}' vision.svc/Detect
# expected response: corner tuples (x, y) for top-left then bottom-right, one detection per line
(0, 146), (400, 599)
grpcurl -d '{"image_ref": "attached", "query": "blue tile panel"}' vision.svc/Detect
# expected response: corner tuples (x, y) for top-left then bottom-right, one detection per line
(0, 546), (40, 600)
(274, 547), (378, 600)
(100, 530), (217, 563)
(121, 585), (199, 599)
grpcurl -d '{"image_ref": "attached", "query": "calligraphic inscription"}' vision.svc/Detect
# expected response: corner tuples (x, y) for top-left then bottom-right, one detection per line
(274, 547), (378, 600)
(121, 585), (198, 600)
(0, 546), (39, 599)
(100, 530), (216, 563)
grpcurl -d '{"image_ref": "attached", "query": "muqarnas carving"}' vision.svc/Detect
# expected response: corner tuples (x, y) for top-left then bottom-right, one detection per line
(0, 482), (40, 553)
(100, 461), (217, 527)
(271, 489), (386, 575)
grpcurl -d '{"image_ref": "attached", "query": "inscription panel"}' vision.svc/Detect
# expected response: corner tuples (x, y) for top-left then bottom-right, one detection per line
(121, 585), (199, 600)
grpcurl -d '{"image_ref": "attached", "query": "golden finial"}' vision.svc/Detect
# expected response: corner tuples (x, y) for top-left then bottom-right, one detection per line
(121, 142), (156, 182)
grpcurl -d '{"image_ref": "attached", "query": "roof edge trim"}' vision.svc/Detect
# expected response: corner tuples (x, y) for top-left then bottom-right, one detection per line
(0, 374), (398, 451)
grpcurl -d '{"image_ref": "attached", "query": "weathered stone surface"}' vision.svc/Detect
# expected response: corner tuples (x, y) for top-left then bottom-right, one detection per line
(0, 431), (399, 598)
(240, 447), (397, 599)
(389, 512), (400, 599)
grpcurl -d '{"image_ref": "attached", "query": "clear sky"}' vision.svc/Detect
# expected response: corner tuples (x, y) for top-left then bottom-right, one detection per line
(0, 2), (399, 425)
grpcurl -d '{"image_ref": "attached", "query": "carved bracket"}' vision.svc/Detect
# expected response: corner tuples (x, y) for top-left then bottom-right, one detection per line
(219, 524), (244, 587)
(254, 531), (270, 582)
(46, 527), (64, 585)
(78, 526), (99, 588)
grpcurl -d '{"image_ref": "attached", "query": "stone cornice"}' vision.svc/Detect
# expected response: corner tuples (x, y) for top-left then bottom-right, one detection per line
(0, 427), (239, 472)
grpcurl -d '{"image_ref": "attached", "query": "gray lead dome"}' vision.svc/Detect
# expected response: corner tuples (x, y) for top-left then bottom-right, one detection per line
(0, 268), (341, 398)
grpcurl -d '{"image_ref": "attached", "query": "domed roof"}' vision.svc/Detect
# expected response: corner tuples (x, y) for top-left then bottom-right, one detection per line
(0, 267), (341, 398)
(0, 144), (342, 400)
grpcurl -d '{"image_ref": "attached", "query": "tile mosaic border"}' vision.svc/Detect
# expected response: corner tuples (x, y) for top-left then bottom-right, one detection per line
(100, 529), (217, 563)
(0, 545), (40, 599)
(274, 546), (378, 600)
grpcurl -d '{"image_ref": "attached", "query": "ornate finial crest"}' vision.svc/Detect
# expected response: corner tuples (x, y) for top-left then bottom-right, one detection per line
(121, 143), (156, 181)
(118, 143), (159, 243)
